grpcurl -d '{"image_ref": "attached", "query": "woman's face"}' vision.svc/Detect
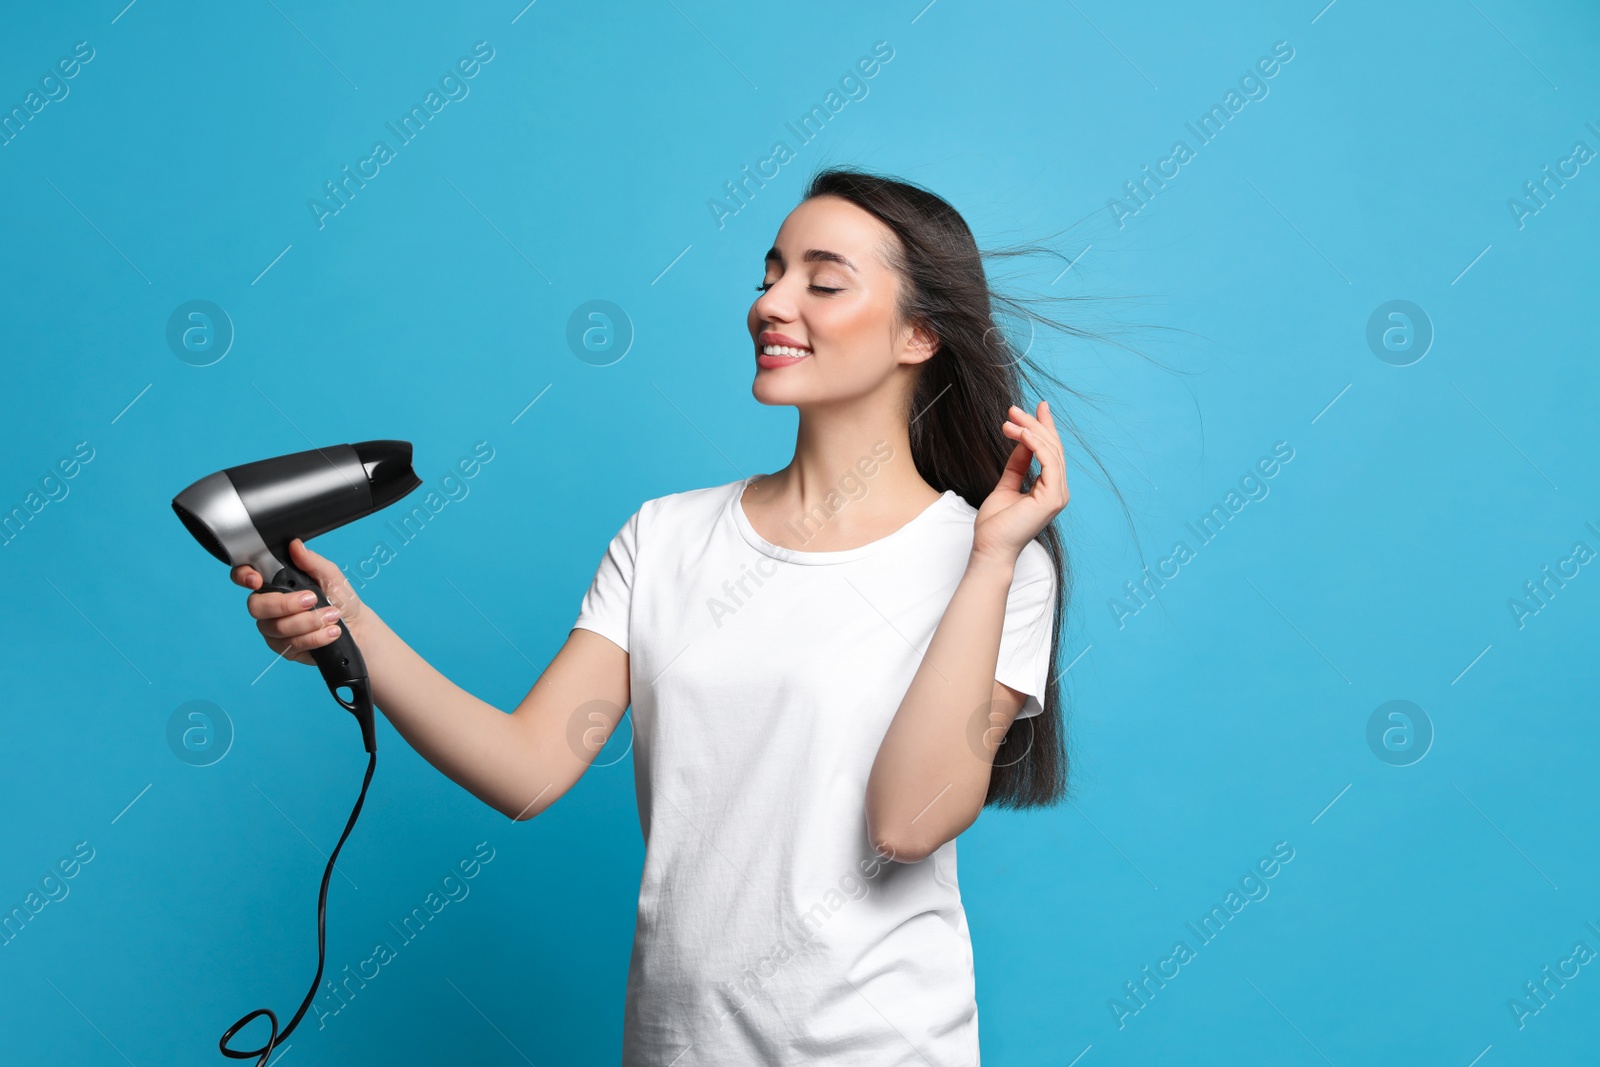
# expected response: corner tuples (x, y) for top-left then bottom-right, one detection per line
(747, 194), (935, 407)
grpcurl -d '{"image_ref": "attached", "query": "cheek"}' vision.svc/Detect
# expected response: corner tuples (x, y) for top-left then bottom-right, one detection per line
(818, 304), (892, 366)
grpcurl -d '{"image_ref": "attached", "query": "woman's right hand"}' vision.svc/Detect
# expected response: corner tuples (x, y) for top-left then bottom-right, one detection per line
(230, 537), (369, 665)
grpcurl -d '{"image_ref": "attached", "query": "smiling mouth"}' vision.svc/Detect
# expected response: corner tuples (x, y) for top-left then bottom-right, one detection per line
(759, 344), (811, 357)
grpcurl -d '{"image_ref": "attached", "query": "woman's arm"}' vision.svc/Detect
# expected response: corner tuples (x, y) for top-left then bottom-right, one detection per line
(864, 551), (1027, 862)
(358, 613), (630, 821)
(866, 401), (1067, 861)
(237, 538), (630, 822)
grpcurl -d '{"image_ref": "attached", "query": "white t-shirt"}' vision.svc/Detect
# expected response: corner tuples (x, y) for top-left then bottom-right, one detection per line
(572, 474), (1057, 1066)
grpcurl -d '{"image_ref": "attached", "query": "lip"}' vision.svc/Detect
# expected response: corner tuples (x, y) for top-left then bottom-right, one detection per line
(755, 331), (812, 370)
(756, 352), (808, 369)
(758, 331), (811, 350)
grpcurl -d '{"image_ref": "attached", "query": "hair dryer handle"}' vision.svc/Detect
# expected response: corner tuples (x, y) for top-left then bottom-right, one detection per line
(262, 561), (378, 754)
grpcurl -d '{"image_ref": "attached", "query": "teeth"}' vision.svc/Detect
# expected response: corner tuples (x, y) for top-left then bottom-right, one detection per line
(761, 344), (810, 357)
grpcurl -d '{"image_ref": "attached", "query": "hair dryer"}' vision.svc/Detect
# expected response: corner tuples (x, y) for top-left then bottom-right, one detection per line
(173, 440), (420, 1065)
(172, 440), (420, 753)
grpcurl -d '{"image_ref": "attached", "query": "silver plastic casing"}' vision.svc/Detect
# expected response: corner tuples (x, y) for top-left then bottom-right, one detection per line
(172, 471), (288, 582)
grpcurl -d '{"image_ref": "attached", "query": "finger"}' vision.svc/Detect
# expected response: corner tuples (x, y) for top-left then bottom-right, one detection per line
(995, 431), (1034, 492)
(1000, 417), (1036, 451)
(288, 538), (342, 591)
(1008, 403), (1044, 429)
(1008, 404), (1064, 473)
(1002, 416), (1058, 491)
(288, 538), (358, 611)
(273, 619), (344, 656)
(1021, 425), (1069, 506)
(230, 565), (262, 590)
(1036, 399), (1058, 432)
(1008, 401), (1060, 444)
(264, 637), (318, 665)
(1003, 419), (1046, 464)
(258, 604), (342, 641)
(247, 587), (322, 621)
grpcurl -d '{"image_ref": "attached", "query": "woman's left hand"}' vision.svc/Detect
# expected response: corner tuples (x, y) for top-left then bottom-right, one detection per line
(972, 400), (1070, 566)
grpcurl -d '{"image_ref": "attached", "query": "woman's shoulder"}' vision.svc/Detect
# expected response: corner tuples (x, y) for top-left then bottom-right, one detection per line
(627, 476), (747, 531)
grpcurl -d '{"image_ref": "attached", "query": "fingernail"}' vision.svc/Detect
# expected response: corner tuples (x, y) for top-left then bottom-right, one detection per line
(299, 592), (317, 607)
(322, 607), (342, 624)
(325, 625), (341, 639)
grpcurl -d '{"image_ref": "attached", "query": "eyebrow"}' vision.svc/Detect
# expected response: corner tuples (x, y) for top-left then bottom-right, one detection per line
(763, 246), (858, 273)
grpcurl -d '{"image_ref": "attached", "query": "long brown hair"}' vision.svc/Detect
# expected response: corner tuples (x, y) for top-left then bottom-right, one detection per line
(800, 165), (1148, 810)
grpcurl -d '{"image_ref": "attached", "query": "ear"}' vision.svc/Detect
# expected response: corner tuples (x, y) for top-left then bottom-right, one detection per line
(899, 319), (939, 366)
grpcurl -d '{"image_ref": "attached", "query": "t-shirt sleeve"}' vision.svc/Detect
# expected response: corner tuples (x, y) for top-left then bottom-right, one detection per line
(572, 504), (642, 654)
(994, 538), (1057, 719)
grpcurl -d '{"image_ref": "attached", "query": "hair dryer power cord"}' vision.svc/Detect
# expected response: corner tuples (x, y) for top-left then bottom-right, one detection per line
(218, 748), (378, 1064)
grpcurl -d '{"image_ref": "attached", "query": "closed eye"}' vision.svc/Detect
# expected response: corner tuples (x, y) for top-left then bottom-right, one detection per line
(754, 283), (843, 294)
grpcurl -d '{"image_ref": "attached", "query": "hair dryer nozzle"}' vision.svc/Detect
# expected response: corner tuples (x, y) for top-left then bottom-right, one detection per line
(353, 440), (422, 512)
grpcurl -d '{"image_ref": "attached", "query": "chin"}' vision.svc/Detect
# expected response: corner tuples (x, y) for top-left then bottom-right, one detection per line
(750, 376), (796, 406)
(755, 367), (834, 404)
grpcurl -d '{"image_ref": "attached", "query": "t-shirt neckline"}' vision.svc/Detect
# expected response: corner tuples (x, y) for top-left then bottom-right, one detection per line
(728, 474), (958, 566)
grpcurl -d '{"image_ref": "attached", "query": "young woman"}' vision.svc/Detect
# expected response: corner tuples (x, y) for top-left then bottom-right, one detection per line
(233, 167), (1076, 1065)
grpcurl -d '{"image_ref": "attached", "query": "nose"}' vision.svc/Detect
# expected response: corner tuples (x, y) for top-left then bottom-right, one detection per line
(753, 285), (797, 326)
(751, 298), (789, 334)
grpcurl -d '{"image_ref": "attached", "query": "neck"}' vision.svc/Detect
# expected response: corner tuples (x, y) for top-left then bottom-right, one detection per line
(753, 387), (939, 535)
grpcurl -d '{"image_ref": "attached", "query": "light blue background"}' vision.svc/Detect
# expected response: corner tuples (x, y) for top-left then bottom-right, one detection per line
(2, 1), (1596, 1064)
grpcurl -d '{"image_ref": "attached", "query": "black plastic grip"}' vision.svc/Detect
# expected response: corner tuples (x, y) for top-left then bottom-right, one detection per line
(263, 561), (377, 754)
